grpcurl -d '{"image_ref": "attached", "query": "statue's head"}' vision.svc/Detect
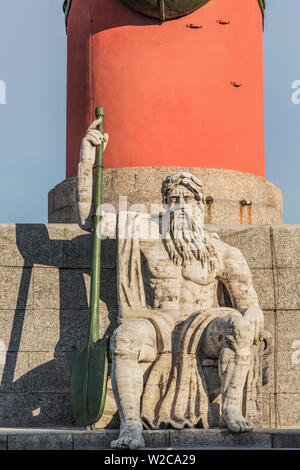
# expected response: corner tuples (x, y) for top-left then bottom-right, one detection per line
(161, 172), (217, 267)
(162, 172), (205, 224)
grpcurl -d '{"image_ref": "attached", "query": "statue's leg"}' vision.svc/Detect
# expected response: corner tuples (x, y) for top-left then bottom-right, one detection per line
(201, 314), (253, 433)
(110, 319), (157, 449)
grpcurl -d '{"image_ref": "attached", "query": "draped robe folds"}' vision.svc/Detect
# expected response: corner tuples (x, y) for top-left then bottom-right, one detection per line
(117, 213), (263, 429)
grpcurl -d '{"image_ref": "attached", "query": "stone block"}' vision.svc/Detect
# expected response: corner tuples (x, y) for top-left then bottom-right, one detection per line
(206, 201), (241, 225)
(0, 267), (33, 310)
(0, 352), (29, 392)
(276, 394), (300, 429)
(27, 352), (71, 393)
(267, 183), (283, 213)
(208, 225), (272, 269)
(18, 310), (60, 352)
(262, 393), (277, 429)
(17, 309), (89, 353)
(53, 178), (76, 211)
(271, 225), (300, 268)
(56, 310), (89, 352)
(0, 392), (73, 427)
(261, 207), (282, 225)
(8, 433), (73, 450)
(169, 429), (272, 448)
(48, 189), (55, 216)
(49, 207), (73, 224)
(261, 311), (276, 394)
(143, 430), (169, 448)
(63, 227), (91, 268)
(276, 311), (300, 393)
(272, 431), (300, 448)
(0, 224), (64, 268)
(74, 430), (118, 450)
(275, 269), (300, 310)
(0, 310), (27, 352)
(60, 270), (90, 310)
(33, 268), (60, 310)
(251, 269), (275, 310)
(0, 435), (7, 450)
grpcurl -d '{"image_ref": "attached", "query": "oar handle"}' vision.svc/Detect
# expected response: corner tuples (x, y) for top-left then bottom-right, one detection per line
(88, 106), (105, 344)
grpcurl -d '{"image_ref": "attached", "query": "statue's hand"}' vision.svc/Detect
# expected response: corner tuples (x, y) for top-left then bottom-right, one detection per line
(80, 118), (109, 163)
(242, 306), (264, 345)
(76, 119), (109, 232)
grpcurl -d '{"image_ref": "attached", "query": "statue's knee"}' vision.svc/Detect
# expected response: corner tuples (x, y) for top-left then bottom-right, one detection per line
(230, 316), (252, 343)
(111, 323), (142, 360)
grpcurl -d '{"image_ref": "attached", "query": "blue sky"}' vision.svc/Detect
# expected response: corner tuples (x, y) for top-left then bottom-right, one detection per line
(0, 0), (299, 224)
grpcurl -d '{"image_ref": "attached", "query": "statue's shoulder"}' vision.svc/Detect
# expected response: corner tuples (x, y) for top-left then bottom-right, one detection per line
(207, 231), (249, 272)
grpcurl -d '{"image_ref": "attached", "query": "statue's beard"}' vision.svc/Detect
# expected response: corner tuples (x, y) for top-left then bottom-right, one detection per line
(166, 205), (218, 271)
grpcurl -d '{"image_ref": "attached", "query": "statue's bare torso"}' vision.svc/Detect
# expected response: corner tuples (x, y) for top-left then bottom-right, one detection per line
(140, 239), (218, 318)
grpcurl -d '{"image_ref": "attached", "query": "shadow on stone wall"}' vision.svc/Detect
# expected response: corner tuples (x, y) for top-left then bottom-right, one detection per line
(0, 224), (117, 427)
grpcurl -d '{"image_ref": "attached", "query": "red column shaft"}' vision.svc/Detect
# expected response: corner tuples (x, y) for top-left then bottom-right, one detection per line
(66, 0), (265, 178)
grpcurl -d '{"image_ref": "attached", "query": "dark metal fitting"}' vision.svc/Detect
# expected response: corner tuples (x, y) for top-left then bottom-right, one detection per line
(231, 81), (242, 87)
(186, 24), (203, 29)
(205, 196), (214, 205)
(240, 199), (252, 206)
(217, 20), (230, 25)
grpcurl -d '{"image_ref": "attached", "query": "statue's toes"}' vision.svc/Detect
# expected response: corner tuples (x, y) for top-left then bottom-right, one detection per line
(111, 438), (128, 449)
(129, 438), (144, 450)
(236, 419), (253, 433)
(228, 421), (241, 433)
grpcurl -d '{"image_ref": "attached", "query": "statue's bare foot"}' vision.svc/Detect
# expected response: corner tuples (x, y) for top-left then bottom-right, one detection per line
(111, 424), (145, 450)
(222, 407), (253, 433)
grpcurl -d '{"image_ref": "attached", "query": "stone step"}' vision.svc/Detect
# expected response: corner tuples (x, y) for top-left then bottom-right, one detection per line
(0, 428), (299, 450)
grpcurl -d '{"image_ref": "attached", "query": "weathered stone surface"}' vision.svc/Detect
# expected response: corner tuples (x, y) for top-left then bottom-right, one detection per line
(16, 309), (89, 353)
(169, 429), (272, 448)
(0, 224), (64, 268)
(261, 311), (276, 394)
(8, 433), (73, 450)
(0, 268), (33, 310)
(49, 167), (283, 224)
(0, 393), (73, 427)
(209, 225), (272, 269)
(18, 310), (60, 352)
(261, 207), (283, 225)
(276, 311), (300, 394)
(74, 430), (119, 450)
(276, 394), (300, 429)
(262, 393), (277, 429)
(0, 352), (29, 392)
(272, 431), (300, 448)
(33, 268), (61, 310)
(271, 225), (300, 268)
(0, 435), (7, 450)
(251, 269), (275, 310)
(275, 269), (300, 310)
(143, 430), (169, 448)
(27, 352), (71, 393)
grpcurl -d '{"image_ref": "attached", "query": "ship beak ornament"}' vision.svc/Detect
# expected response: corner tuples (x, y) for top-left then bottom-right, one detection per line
(63, 0), (72, 33)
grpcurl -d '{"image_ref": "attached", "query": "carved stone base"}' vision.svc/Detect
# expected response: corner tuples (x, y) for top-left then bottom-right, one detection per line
(48, 167), (283, 225)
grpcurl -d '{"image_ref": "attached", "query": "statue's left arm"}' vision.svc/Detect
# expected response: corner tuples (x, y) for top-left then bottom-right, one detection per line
(217, 242), (264, 344)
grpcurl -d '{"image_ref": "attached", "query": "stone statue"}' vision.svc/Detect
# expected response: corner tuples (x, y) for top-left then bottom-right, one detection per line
(76, 120), (265, 450)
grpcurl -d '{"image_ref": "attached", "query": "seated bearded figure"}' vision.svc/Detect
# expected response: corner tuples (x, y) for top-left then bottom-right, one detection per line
(76, 120), (265, 450)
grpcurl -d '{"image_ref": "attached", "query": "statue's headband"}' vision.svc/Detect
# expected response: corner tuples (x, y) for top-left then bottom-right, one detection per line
(161, 172), (204, 203)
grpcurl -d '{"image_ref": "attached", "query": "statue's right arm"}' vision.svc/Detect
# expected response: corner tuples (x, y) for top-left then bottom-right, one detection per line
(75, 118), (109, 231)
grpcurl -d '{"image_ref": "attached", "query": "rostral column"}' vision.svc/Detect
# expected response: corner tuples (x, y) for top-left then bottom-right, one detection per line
(49, 0), (282, 225)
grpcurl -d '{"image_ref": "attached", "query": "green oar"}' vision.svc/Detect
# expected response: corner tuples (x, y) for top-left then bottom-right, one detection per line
(71, 106), (109, 427)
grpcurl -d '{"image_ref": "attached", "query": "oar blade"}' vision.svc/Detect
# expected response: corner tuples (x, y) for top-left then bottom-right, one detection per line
(71, 337), (109, 426)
